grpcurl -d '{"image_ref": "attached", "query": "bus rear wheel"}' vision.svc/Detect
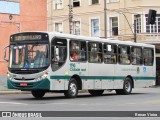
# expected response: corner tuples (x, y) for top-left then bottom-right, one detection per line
(31, 90), (46, 98)
(64, 78), (78, 98)
(115, 77), (132, 95)
(88, 90), (104, 96)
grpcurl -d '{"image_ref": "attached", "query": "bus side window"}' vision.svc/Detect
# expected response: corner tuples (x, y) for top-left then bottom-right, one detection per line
(131, 47), (142, 65)
(88, 42), (102, 63)
(119, 45), (130, 64)
(104, 44), (117, 64)
(70, 40), (86, 62)
(143, 48), (154, 66)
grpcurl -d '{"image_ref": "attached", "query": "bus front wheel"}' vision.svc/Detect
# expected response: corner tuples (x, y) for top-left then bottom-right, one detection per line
(64, 78), (78, 98)
(88, 90), (104, 96)
(116, 77), (132, 95)
(31, 90), (46, 98)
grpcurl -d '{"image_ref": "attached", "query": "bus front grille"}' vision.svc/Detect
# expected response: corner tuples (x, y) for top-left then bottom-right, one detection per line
(14, 78), (35, 81)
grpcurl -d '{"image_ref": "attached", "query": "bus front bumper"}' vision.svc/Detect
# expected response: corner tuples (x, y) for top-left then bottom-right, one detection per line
(7, 78), (50, 91)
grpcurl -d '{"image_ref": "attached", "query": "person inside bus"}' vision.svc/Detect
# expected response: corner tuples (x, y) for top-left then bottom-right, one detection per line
(70, 51), (78, 61)
(24, 59), (30, 68)
(34, 50), (41, 68)
(125, 55), (130, 64)
(113, 54), (116, 63)
(120, 54), (130, 64)
(40, 51), (47, 67)
(95, 53), (102, 62)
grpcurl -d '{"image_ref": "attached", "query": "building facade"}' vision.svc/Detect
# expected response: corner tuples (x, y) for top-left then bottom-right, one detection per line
(48, 0), (160, 84)
(0, 0), (47, 75)
(47, 0), (160, 43)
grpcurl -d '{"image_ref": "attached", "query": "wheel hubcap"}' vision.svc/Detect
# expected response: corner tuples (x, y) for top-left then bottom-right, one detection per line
(69, 83), (77, 96)
(125, 81), (131, 92)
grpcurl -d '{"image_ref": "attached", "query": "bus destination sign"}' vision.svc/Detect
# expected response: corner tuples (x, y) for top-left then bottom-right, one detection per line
(11, 33), (49, 42)
(14, 35), (42, 41)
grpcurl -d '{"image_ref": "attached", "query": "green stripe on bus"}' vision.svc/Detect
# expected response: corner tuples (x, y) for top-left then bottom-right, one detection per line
(50, 76), (155, 80)
(134, 77), (155, 80)
(50, 76), (71, 79)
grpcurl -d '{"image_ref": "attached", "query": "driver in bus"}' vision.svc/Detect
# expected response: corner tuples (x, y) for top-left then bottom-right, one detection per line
(24, 59), (30, 68)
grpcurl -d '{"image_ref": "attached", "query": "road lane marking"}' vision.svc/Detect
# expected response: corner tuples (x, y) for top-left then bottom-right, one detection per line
(0, 102), (27, 105)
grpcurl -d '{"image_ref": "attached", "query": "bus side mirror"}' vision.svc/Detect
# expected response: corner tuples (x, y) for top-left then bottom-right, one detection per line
(4, 45), (9, 62)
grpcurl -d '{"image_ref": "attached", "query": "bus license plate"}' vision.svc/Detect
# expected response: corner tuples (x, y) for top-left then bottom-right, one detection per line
(20, 83), (28, 86)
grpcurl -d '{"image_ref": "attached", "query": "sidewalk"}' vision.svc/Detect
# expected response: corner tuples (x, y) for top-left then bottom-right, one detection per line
(0, 74), (30, 95)
(0, 74), (7, 91)
(150, 85), (160, 88)
(0, 90), (30, 95)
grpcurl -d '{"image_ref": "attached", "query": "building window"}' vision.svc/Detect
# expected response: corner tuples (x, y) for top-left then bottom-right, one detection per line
(54, 0), (63, 9)
(55, 22), (63, 33)
(73, 0), (80, 7)
(146, 14), (160, 33)
(110, 17), (118, 36)
(91, 18), (100, 37)
(108, 0), (119, 3)
(90, 0), (99, 5)
(135, 15), (141, 33)
(0, 1), (20, 14)
(73, 21), (81, 35)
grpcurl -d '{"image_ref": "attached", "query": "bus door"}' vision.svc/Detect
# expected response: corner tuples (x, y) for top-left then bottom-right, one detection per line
(51, 38), (68, 90)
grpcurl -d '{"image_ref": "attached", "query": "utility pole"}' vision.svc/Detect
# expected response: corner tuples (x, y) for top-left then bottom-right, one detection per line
(134, 19), (137, 42)
(69, 0), (73, 34)
(104, 0), (107, 38)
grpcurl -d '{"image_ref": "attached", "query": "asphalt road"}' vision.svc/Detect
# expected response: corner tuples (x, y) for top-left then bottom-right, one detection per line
(0, 87), (160, 120)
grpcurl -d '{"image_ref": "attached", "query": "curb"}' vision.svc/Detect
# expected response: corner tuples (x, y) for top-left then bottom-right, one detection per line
(0, 90), (30, 95)
(150, 85), (160, 88)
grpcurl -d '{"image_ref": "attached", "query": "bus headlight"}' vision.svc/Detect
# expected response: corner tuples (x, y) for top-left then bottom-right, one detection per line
(41, 73), (48, 79)
(36, 72), (48, 81)
(7, 73), (13, 80)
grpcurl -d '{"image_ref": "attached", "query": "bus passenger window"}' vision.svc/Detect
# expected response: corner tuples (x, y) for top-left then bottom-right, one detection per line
(88, 42), (102, 63)
(119, 45), (130, 64)
(143, 48), (154, 66)
(104, 44), (117, 64)
(131, 47), (142, 65)
(70, 40), (86, 61)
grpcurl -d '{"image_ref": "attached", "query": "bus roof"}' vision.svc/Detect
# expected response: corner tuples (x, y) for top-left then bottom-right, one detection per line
(48, 32), (155, 48)
(10, 31), (155, 48)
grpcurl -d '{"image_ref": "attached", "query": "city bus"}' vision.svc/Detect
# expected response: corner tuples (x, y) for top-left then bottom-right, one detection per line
(4, 32), (156, 98)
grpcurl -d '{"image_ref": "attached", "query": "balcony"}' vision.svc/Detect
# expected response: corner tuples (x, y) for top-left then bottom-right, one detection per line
(117, 33), (160, 44)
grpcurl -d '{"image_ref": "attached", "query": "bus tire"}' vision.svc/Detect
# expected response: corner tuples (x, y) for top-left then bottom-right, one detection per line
(64, 78), (78, 98)
(31, 90), (46, 98)
(88, 90), (104, 96)
(115, 77), (132, 95)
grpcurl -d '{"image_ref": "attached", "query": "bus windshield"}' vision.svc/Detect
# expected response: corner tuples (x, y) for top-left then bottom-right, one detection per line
(9, 44), (49, 69)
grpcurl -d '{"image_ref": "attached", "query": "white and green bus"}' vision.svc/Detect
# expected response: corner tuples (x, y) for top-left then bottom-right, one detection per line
(4, 32), (156, 98)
